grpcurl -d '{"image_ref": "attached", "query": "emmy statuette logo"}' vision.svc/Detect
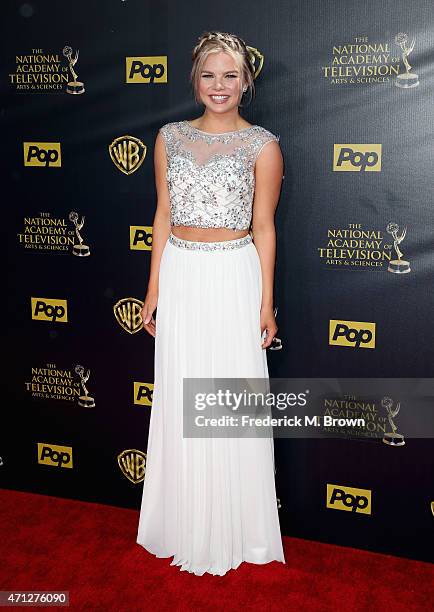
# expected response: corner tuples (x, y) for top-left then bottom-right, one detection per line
(63, 45), (85, 94)
(117, 450), (147, 484)
(381, 397), (405, 446)
(69, 211), (90, 256)
(394, 33), (419, 89)
(386, 222), (411, 274)
(75, 364), (95, 408)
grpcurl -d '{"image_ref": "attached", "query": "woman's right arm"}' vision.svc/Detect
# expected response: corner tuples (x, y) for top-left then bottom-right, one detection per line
(141, 131), (171, 336)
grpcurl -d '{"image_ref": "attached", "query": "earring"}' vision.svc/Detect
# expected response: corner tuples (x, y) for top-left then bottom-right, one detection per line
(242, 85), (247, 92)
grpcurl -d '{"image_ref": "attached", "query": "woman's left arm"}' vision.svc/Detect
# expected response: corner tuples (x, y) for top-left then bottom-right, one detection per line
(251, 140), (284, 348)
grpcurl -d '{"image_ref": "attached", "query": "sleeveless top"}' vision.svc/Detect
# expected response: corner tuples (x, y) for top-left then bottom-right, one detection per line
(159, 120), (280, 231)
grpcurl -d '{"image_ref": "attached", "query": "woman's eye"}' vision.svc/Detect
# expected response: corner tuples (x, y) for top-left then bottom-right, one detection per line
(201, 74), (238, 79)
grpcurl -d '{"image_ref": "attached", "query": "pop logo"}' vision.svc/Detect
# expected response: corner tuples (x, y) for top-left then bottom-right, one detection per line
(130, 226), (153, 250)
(326, 484), (371, 514)
(23, 142), (62, 167)
(134, 382), (154, 405)
(37, 443), (73, 469)
(126, 56), (167, 83)
(31, 297), (68, 323)
(329, 319), (376, 349)
(333, 144), (382, 172)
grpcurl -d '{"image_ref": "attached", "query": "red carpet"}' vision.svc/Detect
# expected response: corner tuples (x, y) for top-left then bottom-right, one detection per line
(1, 489), (433, 611)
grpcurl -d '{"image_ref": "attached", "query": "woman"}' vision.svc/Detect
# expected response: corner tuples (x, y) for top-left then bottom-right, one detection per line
(137, 30), (285, 576)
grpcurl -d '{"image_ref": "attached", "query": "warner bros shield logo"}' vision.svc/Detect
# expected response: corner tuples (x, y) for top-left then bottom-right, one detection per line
(109, 135), (147, 175)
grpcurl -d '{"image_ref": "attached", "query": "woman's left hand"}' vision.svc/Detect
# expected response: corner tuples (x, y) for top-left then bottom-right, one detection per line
(260, 305), (278, 349)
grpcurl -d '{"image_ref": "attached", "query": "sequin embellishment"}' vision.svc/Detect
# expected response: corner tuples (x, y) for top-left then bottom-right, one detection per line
(168, 232), (252, 251)
(160, 120), (280, 232)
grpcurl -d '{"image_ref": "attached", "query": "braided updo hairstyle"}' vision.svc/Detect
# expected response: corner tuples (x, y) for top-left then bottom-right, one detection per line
(190, 31), (255, 105)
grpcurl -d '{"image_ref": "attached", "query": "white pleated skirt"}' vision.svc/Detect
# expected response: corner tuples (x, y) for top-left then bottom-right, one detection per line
(136, 231), (286, 576)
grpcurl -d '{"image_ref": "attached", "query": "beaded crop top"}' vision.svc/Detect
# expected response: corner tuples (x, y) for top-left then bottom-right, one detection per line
(159, 120), (280, 231)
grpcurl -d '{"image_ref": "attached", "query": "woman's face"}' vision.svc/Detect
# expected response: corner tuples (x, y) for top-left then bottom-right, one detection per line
(197, 51), (243, 113)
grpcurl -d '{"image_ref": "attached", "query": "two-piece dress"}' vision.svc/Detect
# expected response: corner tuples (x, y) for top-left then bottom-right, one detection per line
(136, 119), (286, 576)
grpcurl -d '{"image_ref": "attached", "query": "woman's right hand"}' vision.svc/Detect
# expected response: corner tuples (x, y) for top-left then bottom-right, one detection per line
(141, 292), (158, 337)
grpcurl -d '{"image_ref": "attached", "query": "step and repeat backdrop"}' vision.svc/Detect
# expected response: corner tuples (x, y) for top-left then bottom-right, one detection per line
(3, 1), (434, 563)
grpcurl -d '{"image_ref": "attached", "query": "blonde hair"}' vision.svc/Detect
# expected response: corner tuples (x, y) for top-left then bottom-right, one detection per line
(190, 31), (256, 105)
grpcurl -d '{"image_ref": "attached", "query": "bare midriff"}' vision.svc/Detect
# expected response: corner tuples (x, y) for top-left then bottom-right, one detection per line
(171, 225), (250, 242)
